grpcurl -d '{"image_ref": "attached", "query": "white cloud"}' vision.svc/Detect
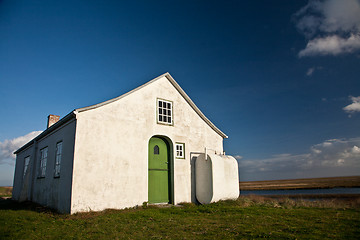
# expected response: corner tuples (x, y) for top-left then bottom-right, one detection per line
(238, 137), (360, 180)
(0, 131), (42, 165)
(352, 145), (360, 153)
(234, 155), (243, 160)
(299, 34), (360, 57)
(295, 0), (360, 57)
(306, 67), (315, 76)
(311, 147), (322, 154)
(319, 0), (360, 33)
(322, 141), (333, 147)
(306, 66), (323, 76)
(343, 96), (360, 115)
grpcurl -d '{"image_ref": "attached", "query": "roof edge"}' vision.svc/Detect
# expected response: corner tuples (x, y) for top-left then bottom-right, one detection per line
(76, 73), (170, 113)
(14, 111), (76, 154)
(14, 73), (228, 156)
(75, 72), (228, 138)
(164, 74), (228, 139)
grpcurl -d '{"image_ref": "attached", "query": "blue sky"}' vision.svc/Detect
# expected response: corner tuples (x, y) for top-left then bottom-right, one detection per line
(1, 0), (359, 186)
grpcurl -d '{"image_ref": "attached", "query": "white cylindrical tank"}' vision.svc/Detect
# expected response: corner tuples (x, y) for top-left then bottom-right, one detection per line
(195, 153), (239, 204)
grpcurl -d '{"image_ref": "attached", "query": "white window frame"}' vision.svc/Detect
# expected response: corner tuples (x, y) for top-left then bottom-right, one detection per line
(23, 156), (30, 178)
(54, 141), (62, 178)
(38, 147), (48, 178)
(157, 99), (173, 125)
(175, 143), (185, 159)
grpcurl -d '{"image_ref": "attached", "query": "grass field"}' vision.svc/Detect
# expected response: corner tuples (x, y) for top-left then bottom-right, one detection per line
(0, 187), (12, 197)
(1, 196), (359, 239)
(240, 176), (360, 190)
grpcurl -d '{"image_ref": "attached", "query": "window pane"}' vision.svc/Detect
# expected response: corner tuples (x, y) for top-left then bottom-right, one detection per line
(154, 145), (159, 154)
(23, 157), (30, 177)
(39, 147), (48, 177)
(58, 142), (62, 153)
(55, 142), (62, 177)
(157, 99), (173, 124)
(176, 143), (184, 158)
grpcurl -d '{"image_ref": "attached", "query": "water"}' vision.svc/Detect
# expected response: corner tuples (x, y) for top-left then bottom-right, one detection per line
(241, 187), (360, 196)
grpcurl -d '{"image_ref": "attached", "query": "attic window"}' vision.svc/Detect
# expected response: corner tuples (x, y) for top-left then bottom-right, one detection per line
(157, 99), (173, 125)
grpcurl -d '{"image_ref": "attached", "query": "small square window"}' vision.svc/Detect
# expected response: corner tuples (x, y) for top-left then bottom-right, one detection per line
(175, 143), (185, 159)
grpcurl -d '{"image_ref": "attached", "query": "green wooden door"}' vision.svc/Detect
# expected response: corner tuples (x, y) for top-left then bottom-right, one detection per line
(148, 137), (169, 203)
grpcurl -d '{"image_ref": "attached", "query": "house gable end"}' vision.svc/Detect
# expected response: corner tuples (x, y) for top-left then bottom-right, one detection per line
(76, 73), (228, 138)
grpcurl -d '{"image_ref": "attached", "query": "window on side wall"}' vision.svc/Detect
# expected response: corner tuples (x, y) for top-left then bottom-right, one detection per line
(23, 156), (30, 178)
(54, 141), (62, 178)
(175, 143), (185, 159)
(38, 147), (48, 178)
(157, 99), (173, 125)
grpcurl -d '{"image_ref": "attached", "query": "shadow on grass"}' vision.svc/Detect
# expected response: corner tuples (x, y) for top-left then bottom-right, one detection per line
(0, 198), (59, 214)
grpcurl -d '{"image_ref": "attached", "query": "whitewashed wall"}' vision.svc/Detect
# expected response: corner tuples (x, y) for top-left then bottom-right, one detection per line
(71, 76), (224, 213)
(13, 144), (34, 201)
(13, 119), (77, 213)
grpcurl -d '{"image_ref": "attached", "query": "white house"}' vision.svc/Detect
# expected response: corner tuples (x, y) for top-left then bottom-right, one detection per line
(13, 73), (239, 214)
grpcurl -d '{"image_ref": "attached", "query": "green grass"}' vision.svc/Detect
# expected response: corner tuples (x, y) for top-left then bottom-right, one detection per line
(0, 187), (12, 198)
(1, 196), (359, 239)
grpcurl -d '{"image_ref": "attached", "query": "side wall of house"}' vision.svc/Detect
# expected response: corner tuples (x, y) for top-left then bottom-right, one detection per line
(71, 76), (224, 213)
(14, 119), (77, 213)
(31, 119), (76, 213)
(13, 144), (34, 201)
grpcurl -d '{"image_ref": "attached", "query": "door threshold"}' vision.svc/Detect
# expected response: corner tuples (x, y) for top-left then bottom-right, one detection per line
(148, 203), (172, 207)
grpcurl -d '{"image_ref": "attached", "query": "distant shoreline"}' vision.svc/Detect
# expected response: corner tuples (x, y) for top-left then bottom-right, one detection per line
(240, 176), (360, 190)
(249, 193), (360, 199)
